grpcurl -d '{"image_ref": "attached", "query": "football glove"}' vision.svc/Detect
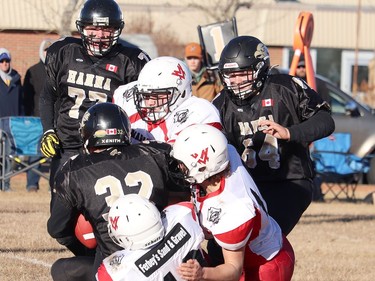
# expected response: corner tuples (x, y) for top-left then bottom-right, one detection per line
(40, 129), (61, 158)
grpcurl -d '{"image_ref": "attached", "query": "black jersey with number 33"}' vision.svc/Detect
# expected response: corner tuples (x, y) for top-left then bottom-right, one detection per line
(40, 37), (149, 149)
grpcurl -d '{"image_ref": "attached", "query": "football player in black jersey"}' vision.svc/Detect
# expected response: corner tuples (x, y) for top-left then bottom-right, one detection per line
(39, 0), (150, 194)
(213, 36), (335, 236)
(48, 103), (181, 281)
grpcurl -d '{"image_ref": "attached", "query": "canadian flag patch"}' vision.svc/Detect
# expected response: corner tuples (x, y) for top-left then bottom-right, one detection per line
(106, 64), (118, 73)
(262, 99), (274, 107)
(106, 128), (117, 135)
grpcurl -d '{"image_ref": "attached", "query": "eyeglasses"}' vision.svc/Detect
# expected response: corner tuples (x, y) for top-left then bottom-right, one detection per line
(0, 59), (10, 64)
(297, 65), (305, 69)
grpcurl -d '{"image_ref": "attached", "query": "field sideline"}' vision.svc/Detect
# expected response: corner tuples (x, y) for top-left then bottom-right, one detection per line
(1, 174), (374, 281)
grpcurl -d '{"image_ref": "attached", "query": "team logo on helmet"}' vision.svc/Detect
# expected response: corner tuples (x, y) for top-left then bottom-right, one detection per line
(172, 64), (186, 82)
(254, 43), (269, 60)
(94, 130), (106, 138)
(110, 216), (120, 231)
(191, 147), (209, 165)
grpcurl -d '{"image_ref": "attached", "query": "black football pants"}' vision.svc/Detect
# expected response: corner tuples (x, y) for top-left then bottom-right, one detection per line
(257, 178), (313, 236)
(51, 250), (104, 281)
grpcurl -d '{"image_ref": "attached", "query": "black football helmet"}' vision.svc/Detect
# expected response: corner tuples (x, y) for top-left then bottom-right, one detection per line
(218, 36), (270, 103)
(80, 103), (131, 153)
(76, 0), (124, 56)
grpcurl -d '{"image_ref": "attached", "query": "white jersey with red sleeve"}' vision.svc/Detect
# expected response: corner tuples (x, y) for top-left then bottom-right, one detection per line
(192, 144), (282, 261)
(96, 202), (205, 281)
(113, 83), (221, 143)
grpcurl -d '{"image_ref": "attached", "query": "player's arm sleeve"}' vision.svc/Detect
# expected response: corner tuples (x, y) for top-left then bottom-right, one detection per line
(23, 69), (35, 116)
(47, 196), (88, 256)
(40, 80), (57, 131)
(39, 46), (60, 131)
(287, 77), (335, 143)
(288, 109), (335, 143)
(96, 263), (113, 281)
(126, 49), (150, 82)
(293, 76), (332, 118)
(214, 219), (254, 251)
(47, 161), (89, 256)
(47, 195), (77, 239)
(53, 159), (79, 207)
(47, 161), (77, 237)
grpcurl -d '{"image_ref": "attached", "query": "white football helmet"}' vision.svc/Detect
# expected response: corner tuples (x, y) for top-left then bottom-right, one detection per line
(134, 56), (192, 123)
(107, 194), (164, 251)
(171, 124), (229, 184)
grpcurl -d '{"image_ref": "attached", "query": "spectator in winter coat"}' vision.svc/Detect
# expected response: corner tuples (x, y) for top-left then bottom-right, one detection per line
(0, 47), (23, 191)
(184, 42), (222, 102)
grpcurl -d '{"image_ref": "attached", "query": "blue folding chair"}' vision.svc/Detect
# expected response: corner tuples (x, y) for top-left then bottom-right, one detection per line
(0, 117), (49, 191)
(311, 133), (371, 201)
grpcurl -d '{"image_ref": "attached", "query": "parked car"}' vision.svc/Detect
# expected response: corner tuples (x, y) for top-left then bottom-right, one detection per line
(271, 67), (375, 184)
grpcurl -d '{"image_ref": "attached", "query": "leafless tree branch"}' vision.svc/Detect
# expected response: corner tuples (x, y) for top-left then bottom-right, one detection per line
(60, 0), (85, 36)
(188, 0), (253, 22)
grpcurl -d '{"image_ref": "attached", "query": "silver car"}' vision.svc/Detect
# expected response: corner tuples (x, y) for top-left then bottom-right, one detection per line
(271, 68), (375, 184)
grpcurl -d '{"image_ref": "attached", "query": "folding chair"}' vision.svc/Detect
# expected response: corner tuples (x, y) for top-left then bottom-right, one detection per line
(0, 117), (49, 191)
(311, 133), (371, 202)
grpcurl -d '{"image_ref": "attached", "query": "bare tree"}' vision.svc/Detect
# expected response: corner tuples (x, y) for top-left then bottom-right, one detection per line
(152, 27), (185, 58)
(126, 16), (184, 58)
(60, 0), (85, 36)
(187, 0), (253, 22)
(22, 0), (84, 35)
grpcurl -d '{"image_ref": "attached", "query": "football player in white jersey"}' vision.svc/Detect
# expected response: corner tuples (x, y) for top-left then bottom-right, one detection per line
(171, 124), (295, 281)
(96, 194), (206, 281)
(113, 56), (222, 144)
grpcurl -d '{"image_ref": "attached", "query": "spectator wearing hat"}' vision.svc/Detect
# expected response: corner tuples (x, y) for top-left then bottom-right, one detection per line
(184, 42), (222, 101)
(295, 60), (331, 105)
(23, 39), (54, 192)
(0, 47), (23, 191)
(0, 48), (23, 118)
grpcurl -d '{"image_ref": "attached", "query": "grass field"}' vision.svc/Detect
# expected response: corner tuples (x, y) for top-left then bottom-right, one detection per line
(1, 174), (375, 281)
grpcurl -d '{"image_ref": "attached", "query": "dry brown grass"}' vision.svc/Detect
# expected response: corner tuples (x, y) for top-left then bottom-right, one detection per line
(1, 175), (375, 281)
(0, 174), (70, 281)
(288, 186), (375, 281)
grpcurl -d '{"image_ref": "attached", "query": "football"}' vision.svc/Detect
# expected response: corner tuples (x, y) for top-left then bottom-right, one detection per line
(75, 214), (97, 249)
